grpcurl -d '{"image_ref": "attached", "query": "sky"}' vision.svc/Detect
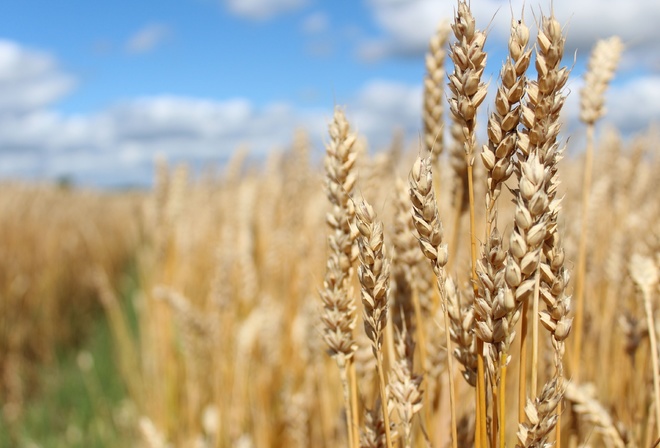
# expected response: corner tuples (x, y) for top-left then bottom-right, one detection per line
(0, 0), (658, 187)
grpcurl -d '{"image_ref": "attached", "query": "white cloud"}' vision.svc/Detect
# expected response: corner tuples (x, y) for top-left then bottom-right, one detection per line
(224, 0), (307, 20)
(346, 80), (422, 149)
(607, 77), (660, 132)
(126, 24), (171, 54)
(555, 2), (660, 60)
(301, 12), (329, 34)
(362, 0), (660, 71)
(563, 74), (660, 136)
(0, 40), (75, 113)
(3, 73), (659, 186)
(0, 35), (658, 187)
(0, 94), (330, 186)
(361, 0), (501, 60)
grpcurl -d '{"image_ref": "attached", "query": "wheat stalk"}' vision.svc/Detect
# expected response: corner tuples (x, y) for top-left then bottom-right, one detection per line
(482, 15), (531, 236)
(630, 254), (660, 441)
(478, 14), (531, 444)
(356, 199), (394, 448)
(506, 153), (548, 422)
(319, 107), (360, 448)
(517, 376), (565, 448)
(580, 36), (625, 126)
(509, 14), (570, 430)
(409, 155), (458, 448)
(389, 326), (423, 448)
(564, 382), (627, 448)
(448, 2), (489, 443)
(573, 36), (624, 383)
(423, 20), (451, 163)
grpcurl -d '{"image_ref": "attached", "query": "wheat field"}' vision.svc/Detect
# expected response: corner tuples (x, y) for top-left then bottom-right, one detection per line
(1, 2), (659, 447)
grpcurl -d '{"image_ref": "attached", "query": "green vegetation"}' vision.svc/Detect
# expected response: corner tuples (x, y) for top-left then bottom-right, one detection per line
(0, 273), (139, 448)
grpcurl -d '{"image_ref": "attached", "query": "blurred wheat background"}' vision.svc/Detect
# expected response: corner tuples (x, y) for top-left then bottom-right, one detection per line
(1, 1), (660, 447)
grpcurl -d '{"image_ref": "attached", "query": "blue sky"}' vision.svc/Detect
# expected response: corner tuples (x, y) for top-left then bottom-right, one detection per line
(0, 0), (658, 186)
(1, 0), (383, 111)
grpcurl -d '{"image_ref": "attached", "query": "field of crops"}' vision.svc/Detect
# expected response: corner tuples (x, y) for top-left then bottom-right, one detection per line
(1, 2), (659, 447)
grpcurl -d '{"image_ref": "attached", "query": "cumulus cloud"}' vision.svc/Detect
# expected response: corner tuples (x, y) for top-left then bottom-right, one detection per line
(563, 74), (660, 139)
(0, 43), (420, 186)
(1, 36), (659, 187)
(0, 40), (75, 113)
(607, 76), (660, 132)
(300, 12), (334, 57)
(360, 0), (499, 60)
(301, 12), (329, 34)
(224, 0), (307, 20)
(346, 80), (422, 149)
(2, 74), (659, 186)
(361, 0), (660, 71)
(126, 24), (171, 54)
(0, 94), (330, 186)
(0, 80), (418, 185)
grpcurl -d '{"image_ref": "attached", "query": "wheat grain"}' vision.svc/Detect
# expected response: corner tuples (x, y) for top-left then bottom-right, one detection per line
(320, 106), (360, 448)
(356, 198), (394, 448)
(482, 15), (531, 233)
(409, 155), (458, 447)
(580, 36), (624, 126)
(389, 327), (423, 448)
(517, 377), (564, 448)
(423, 20), (451, 162)
(320, 107), (359, 364)
(564, 383), (627, 448)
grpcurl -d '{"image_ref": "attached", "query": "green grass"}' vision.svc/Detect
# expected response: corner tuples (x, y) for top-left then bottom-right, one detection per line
(0, 270), (140, 448)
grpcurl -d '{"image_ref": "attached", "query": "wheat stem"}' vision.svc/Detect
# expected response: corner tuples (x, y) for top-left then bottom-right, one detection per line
(531, 269), (541, 396)
(519, 300), (528, 425)
(500, 355), (508, 448)
(340, 362), (357, 448)
(441, 280), (459, 448)
(376, 352), (394, 448)
(412, 286), (432, 438)
(571, 123), (594, 381)
(469, 163), (488, 448)
(643, 286), (660, 440)
(349, 360), (360, 448)
(556, 400), (562, 448)
(409, 156), (457, 448)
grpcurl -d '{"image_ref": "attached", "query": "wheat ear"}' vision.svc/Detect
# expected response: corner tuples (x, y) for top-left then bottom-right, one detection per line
(424, 20), (451, 164)
(517, 376), (565, 448)
(389, 326), (423, 448)
(356, 199), (394, 448)
(392, 178), (437, 440)
(482, 15), (531, 236)
(448, 2), (489, 443)
(319, 107), (360, 448)
(564, 382), (627, 448)
(505, 154), (548, 423)
(629, 254), (660, 441)
(573, 36), (624, 382)
(409, 155), (457, 448)
(479, 14), (531, 445)
(512, 14), (569, 426)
